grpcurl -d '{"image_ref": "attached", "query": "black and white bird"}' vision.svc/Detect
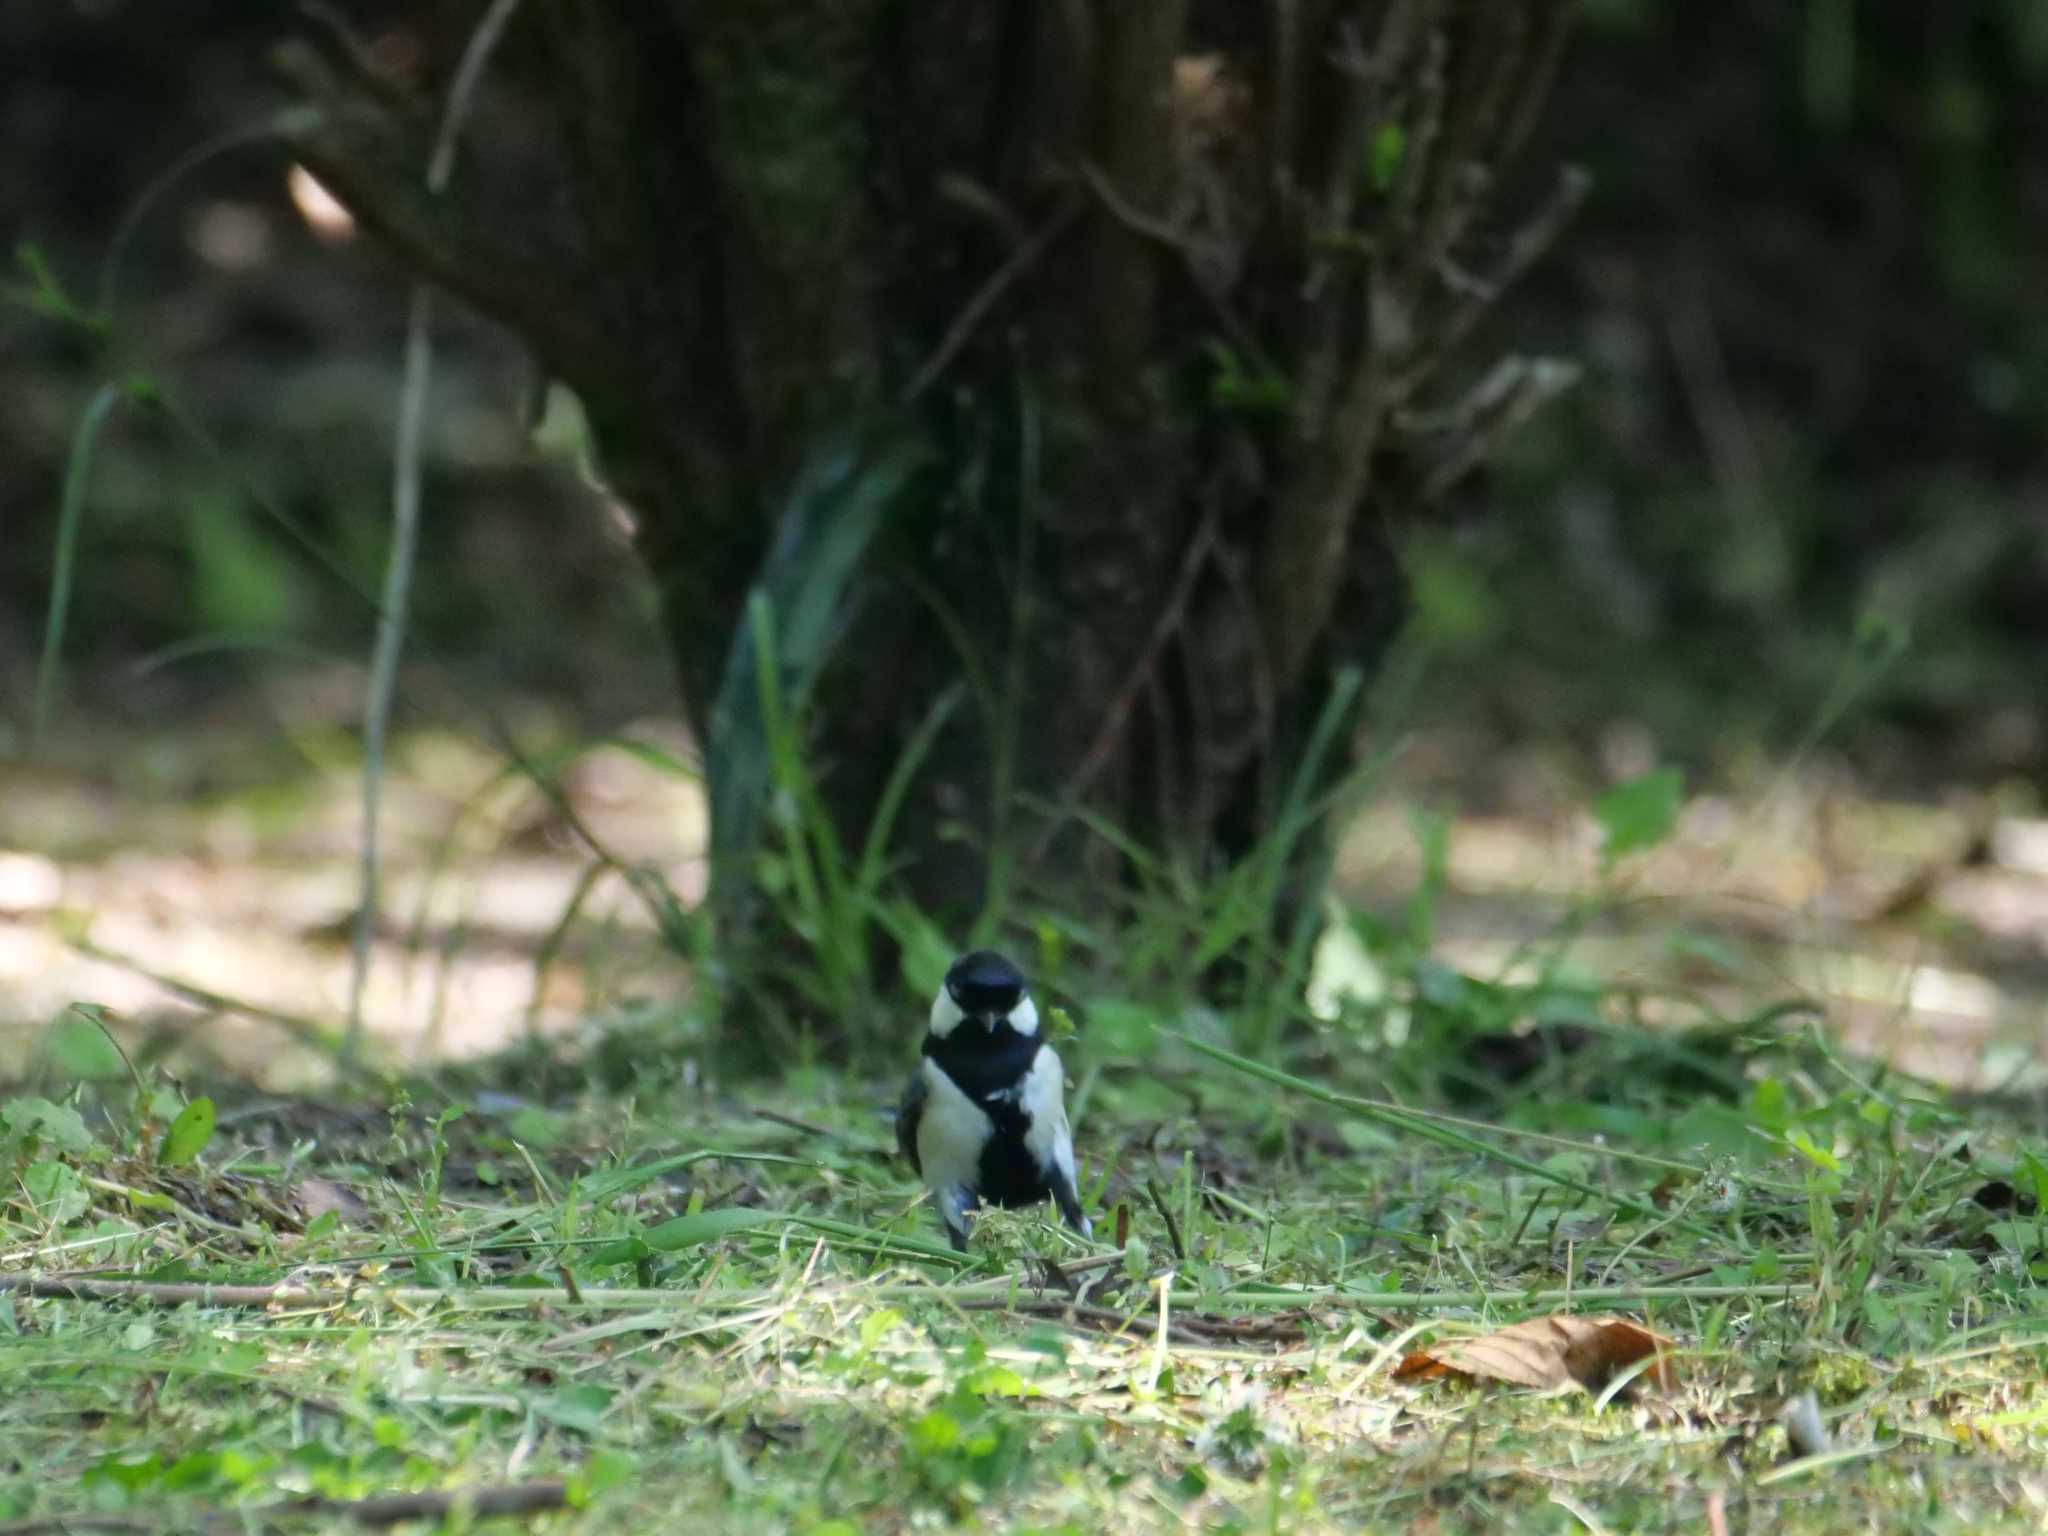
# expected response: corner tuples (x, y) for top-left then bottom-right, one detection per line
(896, 949), (1091, 1252)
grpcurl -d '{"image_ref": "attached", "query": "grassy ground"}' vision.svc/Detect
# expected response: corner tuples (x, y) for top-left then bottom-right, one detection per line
(3, 999), (2046, 1535)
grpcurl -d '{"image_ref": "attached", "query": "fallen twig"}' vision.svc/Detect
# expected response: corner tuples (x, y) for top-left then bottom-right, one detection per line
(0, 1274), (324, 1308)
(289, 1481), (569, 1528)
(959, 1298), (1212, 1347)
(0, 1269), (1801, 1317)
(0, 1480), (568, 1535)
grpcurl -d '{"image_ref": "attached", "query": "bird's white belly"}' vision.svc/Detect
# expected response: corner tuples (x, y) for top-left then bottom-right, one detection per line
(916, 1057), (994, 1196)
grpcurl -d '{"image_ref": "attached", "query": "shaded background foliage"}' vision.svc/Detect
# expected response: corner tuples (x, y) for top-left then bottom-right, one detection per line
(4, 0), (2045, 791)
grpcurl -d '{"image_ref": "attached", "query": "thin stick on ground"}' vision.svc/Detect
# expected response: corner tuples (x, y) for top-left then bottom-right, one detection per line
(0, 1480), (567, 1535)
(0, 1271), (1810, 1315)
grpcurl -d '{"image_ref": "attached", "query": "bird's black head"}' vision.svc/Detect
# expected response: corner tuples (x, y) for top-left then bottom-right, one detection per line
(928, 949), (1036, 1040)
(947, 949), (1024, 1013)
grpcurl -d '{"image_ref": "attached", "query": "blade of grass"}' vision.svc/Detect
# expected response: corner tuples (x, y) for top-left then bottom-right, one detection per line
(31, 380), (123, 752)
(345, 0), (529, 1066)
(1165, 1029), (1717, 1235)
(707, 426), (939, 894)
(855, 683), (964, 900)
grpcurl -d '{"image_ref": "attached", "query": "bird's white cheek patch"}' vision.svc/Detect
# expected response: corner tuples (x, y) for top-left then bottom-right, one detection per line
(916, 1058), (993, 1193)
(929, 990), (966, 1038)
(1007, 995), (1040, 1036)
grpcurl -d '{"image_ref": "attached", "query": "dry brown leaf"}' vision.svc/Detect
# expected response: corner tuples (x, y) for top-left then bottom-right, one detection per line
(1392, 1314), (1679, 1392)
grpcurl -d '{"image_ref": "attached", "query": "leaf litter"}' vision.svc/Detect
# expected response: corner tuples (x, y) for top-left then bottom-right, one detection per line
(1393, 1314), (1680, 1393)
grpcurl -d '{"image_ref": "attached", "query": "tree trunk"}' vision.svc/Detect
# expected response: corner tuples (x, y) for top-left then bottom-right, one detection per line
(282, 0), (1581, 1026)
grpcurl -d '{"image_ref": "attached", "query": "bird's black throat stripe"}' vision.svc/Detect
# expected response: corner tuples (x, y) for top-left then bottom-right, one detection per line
(922, 1024), (1043, 1116)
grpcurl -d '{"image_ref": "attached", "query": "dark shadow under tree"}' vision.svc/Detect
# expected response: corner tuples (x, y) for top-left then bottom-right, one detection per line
(281, 0), (1582, 1034)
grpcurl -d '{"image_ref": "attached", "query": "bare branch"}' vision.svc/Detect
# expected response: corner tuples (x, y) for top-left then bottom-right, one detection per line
(1392, 161), (1590, 394)
(1041, 504), (1222, 849)
(1079, 160), (1270, 370)
(294, 1), (425, 117)
(274, 41), (607, 380)
(1498, 1), (1575, 170)
(905, 194), (1083, 403)
(1413, 354), (1582, 502)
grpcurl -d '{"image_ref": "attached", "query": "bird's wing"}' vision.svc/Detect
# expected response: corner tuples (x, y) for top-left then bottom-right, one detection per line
(1016, 1045), (1088, 1234)
(895, 1069), (927, 1175)
(1019, 1046), (1074, 1171)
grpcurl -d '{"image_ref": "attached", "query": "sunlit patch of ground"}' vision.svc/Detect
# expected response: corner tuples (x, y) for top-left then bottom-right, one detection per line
(1335, 767), (2048, 1093)
(0, 722), (703, 1084)
(2, 720), (2044, 1090)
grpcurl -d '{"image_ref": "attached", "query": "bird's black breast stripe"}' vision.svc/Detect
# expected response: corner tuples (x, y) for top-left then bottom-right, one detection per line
(922, 1026), (1055, 1209)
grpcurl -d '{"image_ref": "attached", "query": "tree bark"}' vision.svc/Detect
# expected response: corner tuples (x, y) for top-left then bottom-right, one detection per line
(281, 0), (1581, 1021)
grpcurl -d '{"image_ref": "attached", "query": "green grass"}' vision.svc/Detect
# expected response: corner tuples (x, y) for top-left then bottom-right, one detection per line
(2, 1002), (2045, 1535)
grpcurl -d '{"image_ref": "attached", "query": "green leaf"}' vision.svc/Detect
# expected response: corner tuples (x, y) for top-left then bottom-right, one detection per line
(1408, 540), (1502, 651)
(1749, 1077), (1790, 1133)
(1787, 1130), (1843, 1173)
(536, 1383), (613, 1437)
(13, 243), (100, 329)
(859, 1307), (904, 1350)
(2021, 1150), (2048, 1211)
(1594, 767), (1684, 866)
(23, 1160), (89, 1223)
(1122, 1236), (1151, 1282)
(706, 421), (941, 890)
(1369, 121), (1408, 191)
(961, 1364), (1029, 1398)
(587, 1236), (652, 1268)
(84, 1453), (163, 1495)
(182, 489), (306, 635)
(3, 1097), (93, 1154)
(909, 1410), (961, 1456)
(1204, 342), (1292, 414)
(641, 1208), (777, 1252)
(49, 1006), (127, 1081)
(157, 1097), (216, 1167)
(877, 906), (957, 1001)
(1406, 808), (1451, 945)
(505, 1106), (564, 1148)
